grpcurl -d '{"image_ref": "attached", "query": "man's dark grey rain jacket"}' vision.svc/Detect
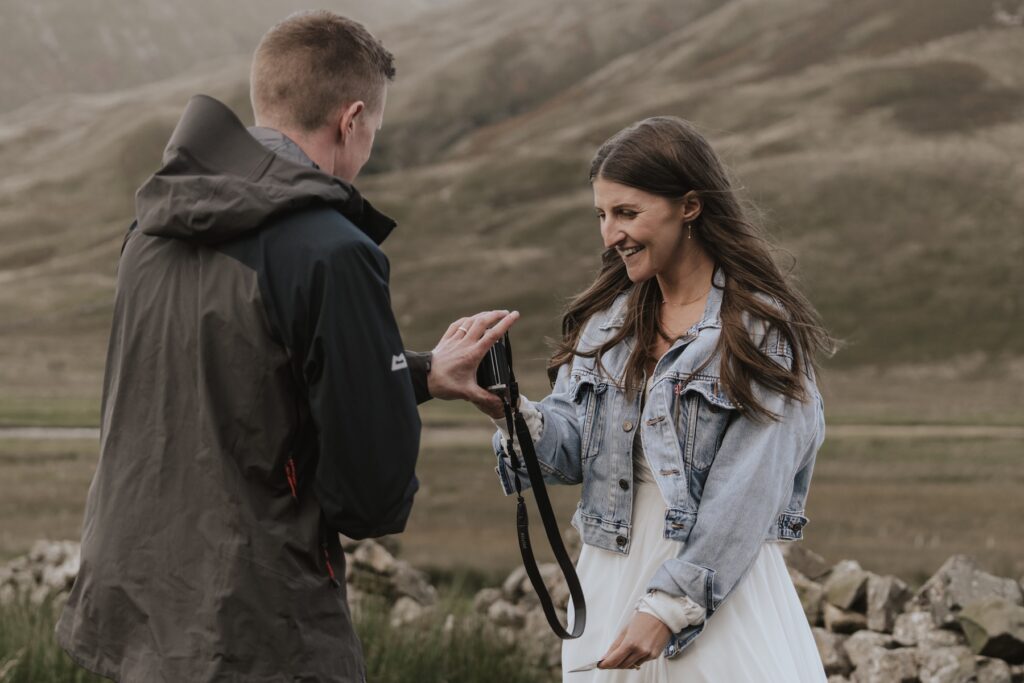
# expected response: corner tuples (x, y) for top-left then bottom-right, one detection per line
(56, 94), (430, 682)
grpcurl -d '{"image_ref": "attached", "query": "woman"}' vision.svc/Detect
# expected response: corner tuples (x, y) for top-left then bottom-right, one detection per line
(471, 116), (833, 681)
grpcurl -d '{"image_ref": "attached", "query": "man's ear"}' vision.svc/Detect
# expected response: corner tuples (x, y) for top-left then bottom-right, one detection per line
(337, 100), (366, 145)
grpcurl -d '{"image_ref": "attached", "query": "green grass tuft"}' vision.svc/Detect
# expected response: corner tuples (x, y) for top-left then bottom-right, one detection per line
(0, 592), (555, 683)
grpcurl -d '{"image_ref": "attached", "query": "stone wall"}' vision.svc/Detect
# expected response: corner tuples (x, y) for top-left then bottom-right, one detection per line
(4, 538), (1023, 682)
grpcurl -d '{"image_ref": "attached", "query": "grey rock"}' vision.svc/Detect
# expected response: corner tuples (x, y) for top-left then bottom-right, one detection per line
(522, 606), (563, 669)
(389, 596), (429, 628)
(502, 565), (528, 600)
(843, 630), (896, 671)
(910, 556), (1024, 629)
(828, 677), (852, 683)
(957, 599), (1024, 664)
(926, 629), (970, 649)
(782, 544), (832, 581)
(893, 611), (964, 648)
(793, 569), (826, 626)
(343, 553), (354, 581)
(473, 587), (503, 615)
(868, 574), (912, 633)
(391, 561), (438, 606)
(826, 602), (869, 634)
(1006, 662), (1023, 682)
(813, 627), (853, 676)
(487, 599), (526, 628)
(851, 647), (919, 683)
(916, 646), (976, 683)
(894, 611), (937, 646)
(351, 539), (396, 575)
(825, 560), (870, 612)
(976, 657), (1013, 683)
(29, 584), (51, 606)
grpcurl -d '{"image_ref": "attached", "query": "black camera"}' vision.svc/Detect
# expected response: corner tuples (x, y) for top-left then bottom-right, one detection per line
(477, 332), (512, 394)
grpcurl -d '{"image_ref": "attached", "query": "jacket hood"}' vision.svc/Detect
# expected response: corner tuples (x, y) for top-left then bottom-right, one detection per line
(135, 94), (395, 245)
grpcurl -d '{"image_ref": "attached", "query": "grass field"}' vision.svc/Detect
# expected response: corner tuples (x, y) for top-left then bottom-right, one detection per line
(0, 591), (553, 683)
(2, 406), (1021, 585)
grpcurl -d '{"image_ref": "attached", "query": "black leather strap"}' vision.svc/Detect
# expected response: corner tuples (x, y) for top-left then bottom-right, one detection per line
(500, 338), (586, 640)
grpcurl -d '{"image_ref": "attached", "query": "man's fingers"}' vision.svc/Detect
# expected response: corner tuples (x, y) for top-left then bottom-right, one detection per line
(440, 317), (470, 343)
(469, 391), (505, 419)
(463, 310), (509, 342)
(473, 311), (519, 351)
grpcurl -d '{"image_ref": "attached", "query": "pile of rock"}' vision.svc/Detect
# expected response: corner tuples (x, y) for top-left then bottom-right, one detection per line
(793, 549), (1024, 682)
(0, 537), (439, 631)
(470, 531), (583, 672)
(472, 542), (1024, 683)
(0, 540), (79, 606)
(6, 537), (1023, 683)
(342, 537), (439, 627)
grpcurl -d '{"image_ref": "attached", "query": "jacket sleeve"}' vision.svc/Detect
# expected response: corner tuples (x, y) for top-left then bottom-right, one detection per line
(646, 370), (825, 655)
(302, 240), (421, 539)
(491, 361), (584, 494)
(404, 350), (433, 405)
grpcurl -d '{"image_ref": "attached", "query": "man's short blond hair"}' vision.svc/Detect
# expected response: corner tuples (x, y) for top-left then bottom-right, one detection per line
(250, 10), (396, 132)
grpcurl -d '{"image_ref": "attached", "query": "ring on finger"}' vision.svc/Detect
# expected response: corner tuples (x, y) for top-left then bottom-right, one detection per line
(457, 326), (470, 333)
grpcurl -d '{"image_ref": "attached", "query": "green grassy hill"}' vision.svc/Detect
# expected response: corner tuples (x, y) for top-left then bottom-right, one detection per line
(0, 0), (1021, 425)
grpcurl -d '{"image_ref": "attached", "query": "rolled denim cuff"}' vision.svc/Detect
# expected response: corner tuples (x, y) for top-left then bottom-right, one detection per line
(647, 558), (717, 613)
(490, 396), (543, 443)
(635, 590), (705, 633)
(492, 398), (571, 495)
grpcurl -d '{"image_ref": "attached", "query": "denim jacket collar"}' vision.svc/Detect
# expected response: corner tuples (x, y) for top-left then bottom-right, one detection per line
(597, 266), (726, 334)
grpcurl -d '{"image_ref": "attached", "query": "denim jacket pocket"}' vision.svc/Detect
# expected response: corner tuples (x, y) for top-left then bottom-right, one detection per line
(573, 375), (607, 461)
(675, 378), (738, 474)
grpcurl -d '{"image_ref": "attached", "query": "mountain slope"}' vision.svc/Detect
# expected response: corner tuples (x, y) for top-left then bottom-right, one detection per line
(0, 0), (1021, 422)
(0, 0), (457, 113)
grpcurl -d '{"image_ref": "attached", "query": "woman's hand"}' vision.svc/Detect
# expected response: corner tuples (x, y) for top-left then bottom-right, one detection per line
(598, 611), (671, 670)
(428, 310), (519, 418)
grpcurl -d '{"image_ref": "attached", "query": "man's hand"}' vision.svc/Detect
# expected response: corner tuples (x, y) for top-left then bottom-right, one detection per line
(429, 310), (520, 418)
(598, 611), (671, 670)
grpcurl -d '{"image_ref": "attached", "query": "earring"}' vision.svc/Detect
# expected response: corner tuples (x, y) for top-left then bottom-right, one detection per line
(687, 224), (692, 240)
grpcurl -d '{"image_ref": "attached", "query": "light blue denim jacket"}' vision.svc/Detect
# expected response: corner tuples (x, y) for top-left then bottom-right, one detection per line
(491, 269), (825, 658)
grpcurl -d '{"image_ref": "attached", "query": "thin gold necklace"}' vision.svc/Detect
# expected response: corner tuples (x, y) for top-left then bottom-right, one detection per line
(661, 286), (711, 307)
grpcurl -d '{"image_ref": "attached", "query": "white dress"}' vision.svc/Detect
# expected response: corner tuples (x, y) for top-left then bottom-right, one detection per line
(558, 382), (827, 682)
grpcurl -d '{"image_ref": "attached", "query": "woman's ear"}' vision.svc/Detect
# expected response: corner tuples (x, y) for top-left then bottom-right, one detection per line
(680, 190), (702, 223)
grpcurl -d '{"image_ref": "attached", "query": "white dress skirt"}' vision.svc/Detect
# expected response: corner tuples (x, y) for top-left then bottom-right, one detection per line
(561, 452), (827, 682)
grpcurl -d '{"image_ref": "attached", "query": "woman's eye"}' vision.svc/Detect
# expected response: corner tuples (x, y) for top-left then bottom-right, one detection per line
(619, 210), (637, 219)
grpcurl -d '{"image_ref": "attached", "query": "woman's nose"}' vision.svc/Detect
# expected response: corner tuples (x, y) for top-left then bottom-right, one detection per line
(601, 220), (623, 250)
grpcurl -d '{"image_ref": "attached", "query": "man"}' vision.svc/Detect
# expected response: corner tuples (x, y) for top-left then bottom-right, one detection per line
(56, 10), (517, 682)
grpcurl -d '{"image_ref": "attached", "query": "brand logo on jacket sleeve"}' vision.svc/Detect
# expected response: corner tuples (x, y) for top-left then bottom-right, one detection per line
(391, 354), (409, 371)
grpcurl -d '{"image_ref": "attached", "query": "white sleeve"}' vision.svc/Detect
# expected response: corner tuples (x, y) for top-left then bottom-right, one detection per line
(635, 590), (706, 633)
(490, 395), (544, 445)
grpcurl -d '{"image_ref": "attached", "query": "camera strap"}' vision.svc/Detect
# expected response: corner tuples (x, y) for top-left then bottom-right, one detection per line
(500, 344), (586, 640)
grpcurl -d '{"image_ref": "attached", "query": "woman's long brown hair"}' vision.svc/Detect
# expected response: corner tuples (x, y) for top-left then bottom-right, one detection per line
(548, 117), (835, 420)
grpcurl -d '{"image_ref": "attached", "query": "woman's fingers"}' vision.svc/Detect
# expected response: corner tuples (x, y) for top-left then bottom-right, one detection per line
(598, 628), (629, 669)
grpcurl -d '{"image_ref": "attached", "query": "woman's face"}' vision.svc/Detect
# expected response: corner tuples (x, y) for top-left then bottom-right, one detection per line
(593, 177), (691, 283)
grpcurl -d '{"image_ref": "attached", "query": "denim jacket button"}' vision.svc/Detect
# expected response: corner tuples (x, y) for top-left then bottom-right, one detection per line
(619, 478), (630, 491)
(615, 535), (627, 547)
(622, 420), (634, 432)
